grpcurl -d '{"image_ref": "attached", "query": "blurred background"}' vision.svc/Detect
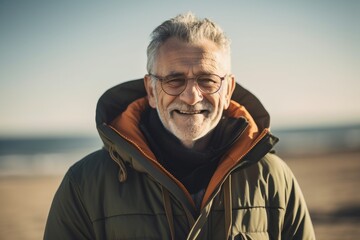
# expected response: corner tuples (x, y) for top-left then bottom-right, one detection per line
(0, 1), (359, 239)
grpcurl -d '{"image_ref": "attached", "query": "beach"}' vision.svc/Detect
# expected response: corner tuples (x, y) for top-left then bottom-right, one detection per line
(286, 152), (360, 239)
(0, 176), (62, 240)
(0, 152), (359, 239)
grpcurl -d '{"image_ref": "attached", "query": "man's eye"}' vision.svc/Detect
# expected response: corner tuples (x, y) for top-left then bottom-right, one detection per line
(164, 78), (186, 87)
(198, 77), (217, 86)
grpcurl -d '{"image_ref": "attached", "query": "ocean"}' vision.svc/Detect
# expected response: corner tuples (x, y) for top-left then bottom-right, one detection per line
(0, 136), (102, 176)
(0, 124), (359, 176)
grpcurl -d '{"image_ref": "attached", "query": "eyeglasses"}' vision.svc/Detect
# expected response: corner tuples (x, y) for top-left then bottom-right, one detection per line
(148, 73), (227, 96)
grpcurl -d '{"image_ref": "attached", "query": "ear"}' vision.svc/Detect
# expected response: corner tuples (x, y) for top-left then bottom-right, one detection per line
(224, 74), (236, 109)
(144, 75), (157, 108)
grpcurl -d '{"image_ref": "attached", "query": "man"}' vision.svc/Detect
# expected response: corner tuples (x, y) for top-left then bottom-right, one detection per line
(44, 13), (315, 239)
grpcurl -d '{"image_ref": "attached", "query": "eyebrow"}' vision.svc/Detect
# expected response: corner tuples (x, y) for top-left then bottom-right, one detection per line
(166, 70), (214, 76)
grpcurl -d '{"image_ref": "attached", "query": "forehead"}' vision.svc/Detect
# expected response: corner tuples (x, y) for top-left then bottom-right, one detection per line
(154, 37), (229, 75)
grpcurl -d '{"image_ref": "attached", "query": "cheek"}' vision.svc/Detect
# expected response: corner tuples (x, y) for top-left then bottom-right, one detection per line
(151, 85), (166, 108)
(218, 88), (230, 109)
(156, 93), (176, 113)
(208, 95), (228, 120)
(210, 94), (225, 111)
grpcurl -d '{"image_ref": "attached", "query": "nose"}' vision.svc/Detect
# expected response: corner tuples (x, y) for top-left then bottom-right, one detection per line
(178, 79), (203, 105)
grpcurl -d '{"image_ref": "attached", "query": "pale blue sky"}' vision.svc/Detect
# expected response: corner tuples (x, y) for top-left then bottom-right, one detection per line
(1, 0), (359, 137)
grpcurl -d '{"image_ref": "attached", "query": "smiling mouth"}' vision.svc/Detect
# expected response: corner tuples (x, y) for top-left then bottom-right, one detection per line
(174, 110), (208, 115)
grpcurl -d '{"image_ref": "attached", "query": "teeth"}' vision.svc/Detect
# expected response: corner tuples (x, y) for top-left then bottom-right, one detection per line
(179, 110), (202, 114)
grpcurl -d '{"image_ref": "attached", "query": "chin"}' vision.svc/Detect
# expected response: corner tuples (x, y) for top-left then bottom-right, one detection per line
(167, 120), (213, 143)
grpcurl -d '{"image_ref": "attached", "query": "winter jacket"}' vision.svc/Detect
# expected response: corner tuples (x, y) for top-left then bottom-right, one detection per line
(44, 79), (316, 239)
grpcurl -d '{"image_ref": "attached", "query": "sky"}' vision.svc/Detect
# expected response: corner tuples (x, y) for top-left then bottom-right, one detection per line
(0, 0), (359, 137)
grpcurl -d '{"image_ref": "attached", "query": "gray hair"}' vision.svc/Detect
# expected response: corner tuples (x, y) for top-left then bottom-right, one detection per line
(146, 12), (231, 74)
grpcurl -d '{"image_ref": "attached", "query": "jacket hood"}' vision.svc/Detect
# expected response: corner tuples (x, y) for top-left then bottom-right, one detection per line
(95, 78), (277, 213)
(96, 78), (270, 130)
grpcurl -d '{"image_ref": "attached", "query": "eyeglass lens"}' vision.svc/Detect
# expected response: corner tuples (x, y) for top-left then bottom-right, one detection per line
(161, 75), (222, 95)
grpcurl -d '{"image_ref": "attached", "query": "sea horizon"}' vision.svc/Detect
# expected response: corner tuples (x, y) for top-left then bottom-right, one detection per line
(0, 123), (359, 176)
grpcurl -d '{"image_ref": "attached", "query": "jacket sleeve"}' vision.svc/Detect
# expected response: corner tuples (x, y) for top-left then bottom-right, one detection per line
(44, 170), (95, 239)
(281, 162), (316, 240)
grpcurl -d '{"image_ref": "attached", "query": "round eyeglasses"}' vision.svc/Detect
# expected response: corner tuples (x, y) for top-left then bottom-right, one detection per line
(149, 73), (227, 96)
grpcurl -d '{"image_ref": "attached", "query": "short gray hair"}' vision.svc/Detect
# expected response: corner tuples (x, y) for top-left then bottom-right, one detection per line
(146, 12), (231, 74)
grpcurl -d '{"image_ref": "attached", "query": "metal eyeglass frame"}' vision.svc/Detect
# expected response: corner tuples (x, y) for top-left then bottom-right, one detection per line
(148, 73), (227, 96)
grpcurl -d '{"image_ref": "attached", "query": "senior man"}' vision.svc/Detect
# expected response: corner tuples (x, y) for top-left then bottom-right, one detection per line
(44, 13), (315, 239)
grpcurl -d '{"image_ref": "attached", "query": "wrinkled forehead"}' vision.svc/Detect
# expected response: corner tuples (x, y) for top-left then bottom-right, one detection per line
(154, 38), (230, 75)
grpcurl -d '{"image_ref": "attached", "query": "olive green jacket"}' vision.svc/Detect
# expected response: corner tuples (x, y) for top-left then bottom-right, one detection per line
(44, 79), (315, 239)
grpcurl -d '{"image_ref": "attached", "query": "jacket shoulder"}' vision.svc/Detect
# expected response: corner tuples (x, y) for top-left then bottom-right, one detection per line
(62, 149), (120, 204)
(67, 149), (118, 182)
(259, 153), (295, 182)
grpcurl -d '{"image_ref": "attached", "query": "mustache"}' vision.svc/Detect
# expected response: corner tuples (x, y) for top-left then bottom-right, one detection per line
(168, 101), (213, 112)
